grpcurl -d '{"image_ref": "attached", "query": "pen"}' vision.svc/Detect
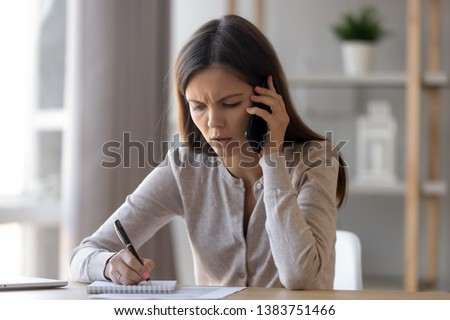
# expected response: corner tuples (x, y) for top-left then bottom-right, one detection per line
(114, 219), (151, 285)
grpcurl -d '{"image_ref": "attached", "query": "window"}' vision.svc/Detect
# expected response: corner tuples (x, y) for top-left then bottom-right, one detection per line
(0, 1), (38, 197)
(0, 0), (66, 278)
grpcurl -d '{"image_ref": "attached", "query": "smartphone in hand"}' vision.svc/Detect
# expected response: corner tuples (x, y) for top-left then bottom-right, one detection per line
(245, 81), (272, 153)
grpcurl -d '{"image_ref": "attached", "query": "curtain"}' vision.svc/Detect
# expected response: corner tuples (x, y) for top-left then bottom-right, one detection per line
(60, 0), (174, 280)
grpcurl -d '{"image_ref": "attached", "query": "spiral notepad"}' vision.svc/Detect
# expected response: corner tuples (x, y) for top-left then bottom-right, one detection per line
(87, 280), (177, 294)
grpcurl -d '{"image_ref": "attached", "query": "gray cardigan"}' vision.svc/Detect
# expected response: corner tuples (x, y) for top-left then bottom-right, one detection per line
(69, 141), (338, 289)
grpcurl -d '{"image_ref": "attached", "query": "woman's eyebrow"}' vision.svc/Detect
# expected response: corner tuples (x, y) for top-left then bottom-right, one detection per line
(216, 93), (245, 103)
(186, 93), (245, 104)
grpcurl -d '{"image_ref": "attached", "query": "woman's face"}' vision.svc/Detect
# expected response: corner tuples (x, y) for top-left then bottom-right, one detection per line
(185, 66), (254, 158)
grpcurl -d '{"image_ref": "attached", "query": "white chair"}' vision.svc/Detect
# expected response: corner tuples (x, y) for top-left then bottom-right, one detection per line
(333, 230), (363, 290)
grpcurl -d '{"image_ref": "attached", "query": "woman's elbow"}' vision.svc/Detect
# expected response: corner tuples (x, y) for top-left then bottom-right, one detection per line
(279, 271), (319, 290)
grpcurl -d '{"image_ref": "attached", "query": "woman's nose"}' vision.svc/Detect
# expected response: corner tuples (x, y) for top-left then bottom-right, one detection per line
(207, 109), (225, 128)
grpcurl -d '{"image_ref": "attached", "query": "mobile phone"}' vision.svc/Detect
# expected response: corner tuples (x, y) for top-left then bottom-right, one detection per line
(245, 81), (272, 154)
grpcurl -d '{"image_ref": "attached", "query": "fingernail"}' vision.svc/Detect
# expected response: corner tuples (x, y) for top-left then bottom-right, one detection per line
(143, 271), (150, 279)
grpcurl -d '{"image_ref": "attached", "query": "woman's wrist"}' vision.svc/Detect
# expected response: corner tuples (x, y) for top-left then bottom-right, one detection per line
(103, 252), (118, 281)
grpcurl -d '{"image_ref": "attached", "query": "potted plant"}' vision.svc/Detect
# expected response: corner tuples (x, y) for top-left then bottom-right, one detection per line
(331, 5), (389, 75)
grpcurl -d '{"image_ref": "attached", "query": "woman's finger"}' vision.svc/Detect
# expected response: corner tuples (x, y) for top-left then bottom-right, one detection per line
(267, 75), (276, 91)
(106, 249), (154, 285)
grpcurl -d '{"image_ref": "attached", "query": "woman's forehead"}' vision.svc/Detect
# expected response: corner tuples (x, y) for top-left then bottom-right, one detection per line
(185, 66), (252, 101)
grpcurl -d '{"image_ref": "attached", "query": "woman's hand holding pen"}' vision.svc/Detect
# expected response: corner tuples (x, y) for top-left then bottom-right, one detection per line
(247, 75), (290, 155)
(104, 250), (154, 285)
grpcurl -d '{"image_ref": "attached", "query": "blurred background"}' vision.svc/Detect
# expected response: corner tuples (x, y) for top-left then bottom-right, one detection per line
(0, 0), (448, 292)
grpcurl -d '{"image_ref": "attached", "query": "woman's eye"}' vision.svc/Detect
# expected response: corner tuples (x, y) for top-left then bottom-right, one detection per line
(190, 104), (205, 111)
(223, 102), (241, 108)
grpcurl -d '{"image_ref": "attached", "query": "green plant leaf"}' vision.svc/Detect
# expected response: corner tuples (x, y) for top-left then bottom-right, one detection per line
(331, 5), (389, 42)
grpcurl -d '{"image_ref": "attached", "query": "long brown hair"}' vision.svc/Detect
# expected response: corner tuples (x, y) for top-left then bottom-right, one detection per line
(174, 14), (347, 208)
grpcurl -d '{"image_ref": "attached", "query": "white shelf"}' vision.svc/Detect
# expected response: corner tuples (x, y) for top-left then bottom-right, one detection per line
(32, 109), (66, 131)
(0, 199), (61, 225)
(288, 72), (449, 88)
(349, 180), (447, 197)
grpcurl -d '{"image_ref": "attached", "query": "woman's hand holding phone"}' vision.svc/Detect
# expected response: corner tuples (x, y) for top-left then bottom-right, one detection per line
(246, 75), (290, 155)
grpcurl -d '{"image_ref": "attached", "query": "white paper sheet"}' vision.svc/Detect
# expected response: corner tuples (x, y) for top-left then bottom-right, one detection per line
(89, 286), (245, 300)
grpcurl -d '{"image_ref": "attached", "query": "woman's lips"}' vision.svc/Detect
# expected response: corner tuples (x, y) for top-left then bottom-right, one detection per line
(210, 138), (232, 148)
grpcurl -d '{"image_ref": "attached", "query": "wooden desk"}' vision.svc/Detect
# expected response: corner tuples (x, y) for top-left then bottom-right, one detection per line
(228, 287), (450, 300)
(0, 282), (449, 300)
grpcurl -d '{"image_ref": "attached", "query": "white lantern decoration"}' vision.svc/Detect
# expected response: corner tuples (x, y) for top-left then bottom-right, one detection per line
(355, 100), (398, 185)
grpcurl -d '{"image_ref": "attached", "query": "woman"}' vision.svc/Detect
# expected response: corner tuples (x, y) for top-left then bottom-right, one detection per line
(69, 14), (347, 290)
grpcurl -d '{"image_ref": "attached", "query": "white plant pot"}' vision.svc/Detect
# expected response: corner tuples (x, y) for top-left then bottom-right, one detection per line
(341, 41), (374, 75)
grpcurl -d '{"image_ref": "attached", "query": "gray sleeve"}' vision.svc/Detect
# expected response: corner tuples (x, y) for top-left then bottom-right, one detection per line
(260, 143), (338, 289)
(68, 150), (183, 283)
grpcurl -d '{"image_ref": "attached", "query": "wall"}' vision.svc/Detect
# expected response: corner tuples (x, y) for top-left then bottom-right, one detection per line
(265, 0), (450, 290)
(169, 0), (450, 290)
